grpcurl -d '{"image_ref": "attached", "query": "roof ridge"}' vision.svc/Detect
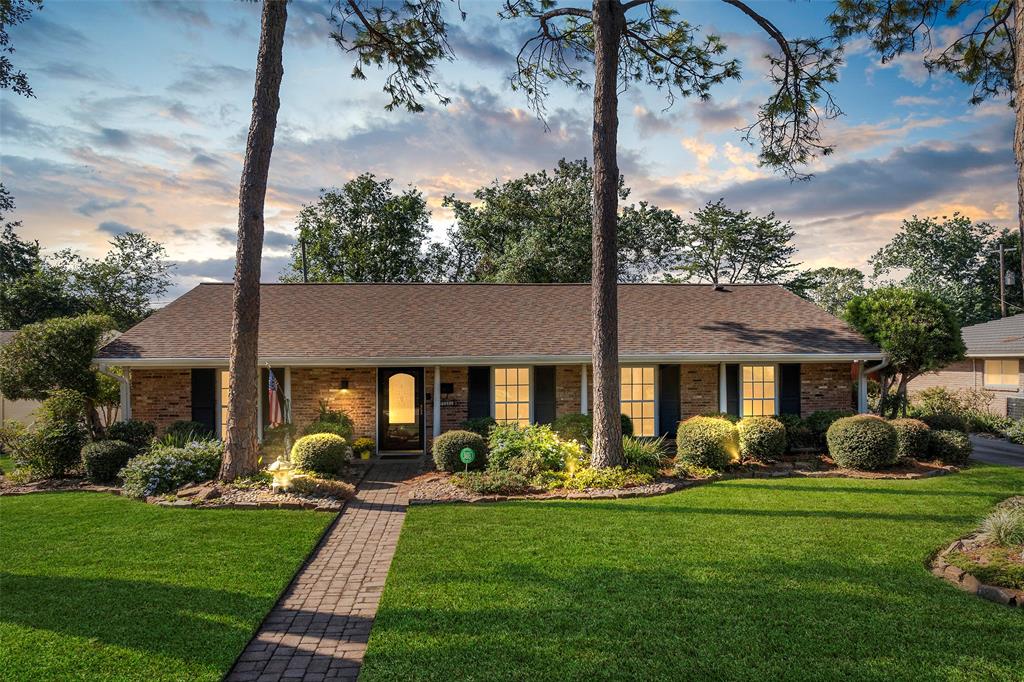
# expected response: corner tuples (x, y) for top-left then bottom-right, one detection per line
(197, 281), (783, 287)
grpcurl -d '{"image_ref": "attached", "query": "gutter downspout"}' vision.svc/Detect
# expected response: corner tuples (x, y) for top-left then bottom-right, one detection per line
(858, 357), (890, 414)
(98, 366), (130, 422)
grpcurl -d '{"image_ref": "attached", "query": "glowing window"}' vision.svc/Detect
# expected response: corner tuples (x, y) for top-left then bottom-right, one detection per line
(494, 367), (530, 426)
(388, 373), (416, 424)
(984, 359), (1019, 388)
(741, 365), (776, 416)
(620, 366), (655, 437)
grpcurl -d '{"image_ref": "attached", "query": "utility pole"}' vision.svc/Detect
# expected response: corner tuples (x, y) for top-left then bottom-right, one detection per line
(300, 237), (308, 283)
(992, 244), (1019, 317)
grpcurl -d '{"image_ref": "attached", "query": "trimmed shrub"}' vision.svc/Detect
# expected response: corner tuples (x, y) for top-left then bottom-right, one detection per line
(12, 389), (88, 478)
(737, 417), (786, 460)
(698, 411), (739, 423)
(291, 433), (350, 475)
(352, 437), (375, 459)
(432, 430), (487, 472)
(451, 470), (531, 495)
(805, 410), (855, 443)
(826, 415), (898, 470)
(919, 413), (968, 433)
(675, 416), (740, 470)
(550, 412), (635, 444)
(978, 507), (1024, 548)
(120, 440), (223, 498)
(289, 475), (356, 499)
(622, 435), (667, 474)
(1005, 419), (1024, 446)
(487, 423), (583, 473)
(890, 418), (930, 461)
(105, 420), (156, 451)
(564, 466), (652, 491)
(81, 439), (135, 482)
(927, 429), (972, 465)
(460, 416), (497, 438)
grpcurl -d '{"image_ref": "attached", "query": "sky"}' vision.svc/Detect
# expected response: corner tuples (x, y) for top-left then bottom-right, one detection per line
(0, 0), (1015, 301)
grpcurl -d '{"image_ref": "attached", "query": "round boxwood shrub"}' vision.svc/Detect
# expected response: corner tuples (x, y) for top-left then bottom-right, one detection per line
(675, 416), (740, 470)
(105, 419), (156, 450)
(919, 413), (967, 433)
(433, 429), (487, 472)
(290, 433), (350, 475)
(551, 412), (635, 443)
(826, 415), (898, 470)
(805, 410), (855, 443)
(737, 416), (786, 460)
(927, 429), (972, 465)
(82, 439), (136, 482)
(890, 418), (930, 461)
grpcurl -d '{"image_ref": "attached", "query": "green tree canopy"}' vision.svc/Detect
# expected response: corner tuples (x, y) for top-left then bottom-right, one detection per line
(787, 266), (867, 316)
(283, 174), (436, 283)
(869, 213), (1009, 326)
(441, 159), (681, 283)
(845, 287), (965, 417)
(665, 199), (798, 285)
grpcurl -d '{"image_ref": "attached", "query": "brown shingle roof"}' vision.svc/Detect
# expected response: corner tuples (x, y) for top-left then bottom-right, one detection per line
(962, 314), (1024, 357)
(96, 283), (880, 363)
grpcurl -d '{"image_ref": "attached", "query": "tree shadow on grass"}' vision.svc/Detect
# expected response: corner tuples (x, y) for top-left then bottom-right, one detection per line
(706, 482), (1021, 499)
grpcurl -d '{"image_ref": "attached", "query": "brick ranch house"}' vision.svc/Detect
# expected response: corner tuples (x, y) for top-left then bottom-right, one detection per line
(909, 314), (1024, 417)
(95, 283), (883, 454)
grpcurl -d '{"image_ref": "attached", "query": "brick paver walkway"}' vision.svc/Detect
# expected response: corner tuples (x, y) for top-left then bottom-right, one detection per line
(226, 459), (420, 682)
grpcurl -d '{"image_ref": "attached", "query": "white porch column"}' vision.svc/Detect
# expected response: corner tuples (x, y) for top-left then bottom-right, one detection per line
(580, 364), (588, 415)
(857, 361), (868, 413)
(433, 366), (441, 438)
(718, 362), (727, 413)
(284, 367), (292, 422)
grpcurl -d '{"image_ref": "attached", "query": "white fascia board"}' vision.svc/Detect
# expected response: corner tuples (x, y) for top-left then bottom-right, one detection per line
(96, 352), (884, 368)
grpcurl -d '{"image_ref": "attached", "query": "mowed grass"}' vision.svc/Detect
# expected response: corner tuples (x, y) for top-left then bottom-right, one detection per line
(362, 465), (1024, 681)
(0, 493), (333, 681)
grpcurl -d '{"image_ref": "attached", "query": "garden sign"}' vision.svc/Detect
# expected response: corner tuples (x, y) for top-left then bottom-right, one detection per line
(459, 447), (476, 472)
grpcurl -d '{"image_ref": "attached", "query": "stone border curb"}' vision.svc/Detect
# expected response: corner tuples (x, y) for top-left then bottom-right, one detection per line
(930, 534), (1023, 608)
(408, 464), (958, 505)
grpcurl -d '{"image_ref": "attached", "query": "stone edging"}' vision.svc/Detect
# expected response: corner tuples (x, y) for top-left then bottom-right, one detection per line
(930, 534), (1023, 608)
(408, 465), (958, 505)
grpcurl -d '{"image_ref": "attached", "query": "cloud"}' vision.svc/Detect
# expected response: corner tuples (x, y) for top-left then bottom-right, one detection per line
(0, 100), (53, 145)
(447, 24), (516, 68)
(213, 227), (293, 250)
(76, 197), (151, 216)
(94, 127), (134, 150)
(34, 61), (114, 83)
(136, 0), (212, 28)
(192, 153), (223, 168)
(98, 221), (134, 236)
(167, 254), (293, 297)
(633, 105), (679, 135)
(895, 95), (942, 107)
(691, 99), (751, 131)
(168, 64), (251, 95)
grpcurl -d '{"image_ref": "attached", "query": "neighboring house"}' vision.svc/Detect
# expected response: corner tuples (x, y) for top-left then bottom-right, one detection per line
(94, 283), (882, 454)
(910, 314), (1024, 417)
(0, 331), (42, 425)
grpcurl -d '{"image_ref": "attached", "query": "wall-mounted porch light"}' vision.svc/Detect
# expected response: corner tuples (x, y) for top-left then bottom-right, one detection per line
(340, 379), (350, 392)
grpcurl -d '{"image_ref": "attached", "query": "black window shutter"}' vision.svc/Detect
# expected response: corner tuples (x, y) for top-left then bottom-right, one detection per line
(533, 366), (556, 424)
(779, 363), (801, 416)
(658, 364), (680, 437)
(467, 366), (491, 419)
(191, 368), (216, 433)
(725, 364), (740, 417)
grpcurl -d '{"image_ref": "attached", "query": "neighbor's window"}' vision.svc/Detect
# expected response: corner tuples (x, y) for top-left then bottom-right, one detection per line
(494, 367), (530, 426)
(621, 366), (655, 437)
(741, 365), (776, 416)
(219, 369), (230, 440)
(984, 359), (1019, 388)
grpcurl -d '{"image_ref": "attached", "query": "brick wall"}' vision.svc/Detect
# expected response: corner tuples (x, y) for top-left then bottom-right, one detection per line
(130, 369), (191, 432)
(801, 362), (855, 417)
(424, 366), (469, 443)
(909, 358), (1022, 416)
(555, 365), (591, 417)
(681, 364), (719, 418)
(290, 367), (376, 440)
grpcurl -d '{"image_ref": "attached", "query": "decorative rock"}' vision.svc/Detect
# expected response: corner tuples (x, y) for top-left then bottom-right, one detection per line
(170, 499), (192, 507)
(943, 565), (965, 582)
(977, 585), (1013, 605)
(958, 573), (981, 594)
(176, 485), (204, 498)
(194, 486), (222, 502)
(279, 502), (304, 510)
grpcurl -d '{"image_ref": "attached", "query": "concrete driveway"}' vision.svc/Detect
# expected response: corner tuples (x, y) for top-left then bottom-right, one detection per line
(970, 435), (1024, 468)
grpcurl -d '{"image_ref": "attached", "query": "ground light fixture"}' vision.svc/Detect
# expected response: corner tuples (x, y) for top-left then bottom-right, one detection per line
(267, 456), (295, 493)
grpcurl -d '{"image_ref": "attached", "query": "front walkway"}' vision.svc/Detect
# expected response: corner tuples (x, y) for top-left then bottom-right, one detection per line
(226, 459), (421, 682)
(970, 435), (1024, 468)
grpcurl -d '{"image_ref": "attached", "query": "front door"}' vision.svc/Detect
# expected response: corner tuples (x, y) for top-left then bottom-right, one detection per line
(378, 367), (424, 451)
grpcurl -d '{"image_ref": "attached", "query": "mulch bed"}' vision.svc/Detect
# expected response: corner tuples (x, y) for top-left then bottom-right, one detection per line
(930, 497), (1024, 608)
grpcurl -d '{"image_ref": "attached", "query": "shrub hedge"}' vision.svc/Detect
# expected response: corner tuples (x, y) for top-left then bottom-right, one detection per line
(432, 430), (487, 472)
(163, 420), (215, 442)
(890, 418), (930, 461)
(826, 415), (898, 470)
(460, 416), (497, 438)
(81, 439), (136, 482)
(290, 433), (351, 475)
(551, 412), (635, 444)
(919, 413), (968, 433)
(675, 416), (739, 470)
(737, 417), (786, 460)
(105, 420), (156, 450)
(120, 440), (223, 498)
(805, 410), (855, 443)
(487, 423), (583, 473)
(13, 389), (88, 478)
(927, 429), (972, 465)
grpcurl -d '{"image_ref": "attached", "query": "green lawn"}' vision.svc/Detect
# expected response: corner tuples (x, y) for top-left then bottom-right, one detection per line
(362, 465), (1024, 681)
(0, 493), (333, 681)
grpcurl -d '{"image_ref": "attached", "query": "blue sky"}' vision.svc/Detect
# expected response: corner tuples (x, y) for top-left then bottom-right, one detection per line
(0, 0), (1015, 299)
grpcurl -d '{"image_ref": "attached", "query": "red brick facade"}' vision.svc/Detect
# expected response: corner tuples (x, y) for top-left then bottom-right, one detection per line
(909, 358), (1022, 416)
(800, 362), (855, 417)
(681, 364), (720, 418)
(424, 366), (470, 444)
(290, 367), (376, 440)
(129, 369), (191, 432)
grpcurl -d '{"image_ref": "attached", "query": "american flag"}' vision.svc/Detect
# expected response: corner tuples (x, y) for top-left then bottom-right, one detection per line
(268, 369), (284, 427)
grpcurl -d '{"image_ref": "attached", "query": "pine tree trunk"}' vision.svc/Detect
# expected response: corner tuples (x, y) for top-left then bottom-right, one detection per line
(1016, 0), (1024, 306)
(220, 0), (287, 481)
(589, 0), (624, 468)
